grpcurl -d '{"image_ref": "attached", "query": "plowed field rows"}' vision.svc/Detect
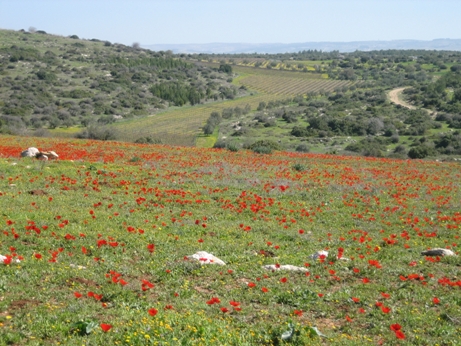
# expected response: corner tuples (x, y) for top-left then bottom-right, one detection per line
(238, 75), (353, 96)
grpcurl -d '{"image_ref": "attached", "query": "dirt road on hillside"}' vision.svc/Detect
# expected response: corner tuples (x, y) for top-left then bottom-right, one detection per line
(388, 87), (416, 109)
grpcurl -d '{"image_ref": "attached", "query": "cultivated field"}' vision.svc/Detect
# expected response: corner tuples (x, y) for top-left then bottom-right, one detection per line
(0, 135), (460, 345)
(237, 75), (352, 96)
(114, 64), (349, 146)
(113, 94), (281, 145)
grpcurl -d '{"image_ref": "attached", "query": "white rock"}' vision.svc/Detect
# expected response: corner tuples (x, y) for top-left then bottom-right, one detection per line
(309, 250), (329, 260)
(421, 248), (456, 257)
(188, 251), (225, 265)
(20, 147), (40, 158)
(263, 264), (309, 272)
(0, 255), (20, 264)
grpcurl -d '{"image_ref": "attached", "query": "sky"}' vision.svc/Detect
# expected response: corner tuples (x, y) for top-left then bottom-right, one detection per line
(1, 0), (460, 46)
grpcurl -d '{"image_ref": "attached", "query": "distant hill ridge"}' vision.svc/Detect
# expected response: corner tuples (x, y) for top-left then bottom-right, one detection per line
(143, 39), (461, 54)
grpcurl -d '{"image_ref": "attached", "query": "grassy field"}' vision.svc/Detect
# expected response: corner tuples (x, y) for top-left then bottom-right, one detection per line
(0, 135), (460, 345)
(112, 94), (281, 145)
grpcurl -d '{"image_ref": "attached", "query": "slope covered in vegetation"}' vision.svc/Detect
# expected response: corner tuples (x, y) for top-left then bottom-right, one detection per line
(0, 29), (238, 136)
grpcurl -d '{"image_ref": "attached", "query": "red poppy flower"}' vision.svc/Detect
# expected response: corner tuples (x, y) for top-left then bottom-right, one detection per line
(148, 308), (158, 316)
(261, 287), (269, 293)
(100, 323), (112, 332)
(141, 282), (154, 291)
(229, 301), (240, 307)
(381, 306), (391, 314)
(280, 277), (287, 283)
(220, 307), (229, 313)
(248, 282), (256, 288)
(345, 315), (353, 322)
(390, 324), (401, 331)
(206, 297), (221, 305)
(381, 292), (391, 299)
(293, 309), (303, 317)
(352, 297), (360, 303)
(395, 330), (405, 339)
(74, 292), (82, 298)
(2, 256), (12, 265)
(432, 297), (440, 304)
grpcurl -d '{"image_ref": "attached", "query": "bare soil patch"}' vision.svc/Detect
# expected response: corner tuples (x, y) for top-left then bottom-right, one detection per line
(388, 87), (415, 109)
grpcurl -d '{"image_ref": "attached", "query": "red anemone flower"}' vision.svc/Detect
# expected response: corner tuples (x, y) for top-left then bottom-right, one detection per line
(148, 308), (158, 316)
(100, 323), (112, 332)
(395, 330), (405, 339)
(390, 324), (401, 331)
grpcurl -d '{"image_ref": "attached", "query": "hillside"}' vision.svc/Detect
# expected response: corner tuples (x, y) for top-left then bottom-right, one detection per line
(0, 135), (460, 344)
(0, 29), (239, 140)
(2, 28), (461, 159)
(196, 53), (461, 159)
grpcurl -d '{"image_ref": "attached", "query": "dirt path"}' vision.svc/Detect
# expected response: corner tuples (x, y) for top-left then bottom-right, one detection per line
(388, 87), (416, 109)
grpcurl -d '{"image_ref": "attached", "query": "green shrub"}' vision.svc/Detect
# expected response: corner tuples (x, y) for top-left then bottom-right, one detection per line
(292, 163), (307, 171)
(213, 140), (227, 149)
(247, 140), (281, 151)
(252, 146), (273, 154)
(408, 145), (433, 159)
(295, 143), (310, 153)
(76, 125), (118, 141)
(227, 143), (239, 152)
(134, 136), (162, 144)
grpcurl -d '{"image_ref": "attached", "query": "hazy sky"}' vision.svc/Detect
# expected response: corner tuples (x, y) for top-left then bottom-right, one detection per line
(1, 0), (460, 45)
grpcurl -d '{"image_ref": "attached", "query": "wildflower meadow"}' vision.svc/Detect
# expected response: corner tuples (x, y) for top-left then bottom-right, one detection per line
(0, 135), (460, 345)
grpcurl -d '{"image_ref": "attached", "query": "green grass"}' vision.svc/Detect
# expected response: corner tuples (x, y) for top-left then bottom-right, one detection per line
(0, 135), (461, 345)
(49, 127), (84, 134)
(196, 129), (218, 148)
(113, 93), (283, 143)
